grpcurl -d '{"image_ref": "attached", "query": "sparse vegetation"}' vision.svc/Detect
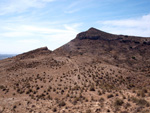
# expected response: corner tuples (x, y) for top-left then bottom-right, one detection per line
(0, 28), (150, 113)
(131, 97), (149, 106)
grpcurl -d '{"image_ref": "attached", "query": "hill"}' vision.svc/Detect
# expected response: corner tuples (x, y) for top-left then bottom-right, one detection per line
(0, 54), (15, 60)
(0, 28), (150, 113)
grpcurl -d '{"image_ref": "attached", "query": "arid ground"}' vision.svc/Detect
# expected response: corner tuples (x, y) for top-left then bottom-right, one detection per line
(0, 28), (150, 113)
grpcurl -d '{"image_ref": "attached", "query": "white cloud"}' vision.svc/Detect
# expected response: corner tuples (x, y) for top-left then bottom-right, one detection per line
(17, 39), (40, 44)
(65, 9), (81, 14)
(0, 23), (80, 54)
(64, 0), (91, 14)
(42, 0), (55, 2)
(98, 14), (150, 37)
(0, 0), (55, 15)
(0, 31), (33, 38)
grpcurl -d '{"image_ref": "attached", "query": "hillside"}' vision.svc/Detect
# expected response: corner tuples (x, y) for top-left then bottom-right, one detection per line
(0, 28), (150, 113)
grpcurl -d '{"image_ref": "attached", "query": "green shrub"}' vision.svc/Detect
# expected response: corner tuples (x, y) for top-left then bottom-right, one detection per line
(107, 94), (114, 98)
(132, 56), (136, 60)
(59, 101), (66, 107)
(86, 109), (91, 113)
(53, 107), (57, 112)
(90, 85), (95, 91)
(114, 99), (124, 107)
(131, 97), (149, 106)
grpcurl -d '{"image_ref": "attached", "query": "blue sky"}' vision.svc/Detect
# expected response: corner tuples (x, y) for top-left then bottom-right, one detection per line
(0, 0), (150, 54)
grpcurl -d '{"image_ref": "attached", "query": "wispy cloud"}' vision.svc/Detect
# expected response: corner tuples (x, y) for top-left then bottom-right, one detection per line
(0, 0), (55, 15)
(0, 22), (81, 53)
(64, 0), (92, 14)
(0, 0), (82, 54)
(98, 14), (150, 37)
(0, 0), (149, 54)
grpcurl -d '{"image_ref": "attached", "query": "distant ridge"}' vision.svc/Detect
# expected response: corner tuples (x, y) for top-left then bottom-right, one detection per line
(0, 54), (15, 60)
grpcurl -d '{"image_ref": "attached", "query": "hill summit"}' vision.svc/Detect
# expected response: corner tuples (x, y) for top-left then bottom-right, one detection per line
(16, 47), (51, 60)
(76, 27), (111, 40)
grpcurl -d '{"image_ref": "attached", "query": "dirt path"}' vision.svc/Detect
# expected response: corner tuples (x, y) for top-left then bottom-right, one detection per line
(67, 58), (80, 83)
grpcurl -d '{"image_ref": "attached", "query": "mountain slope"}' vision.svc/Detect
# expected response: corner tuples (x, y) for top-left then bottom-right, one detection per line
(0, 28), (150, 113)
(55, 27), (150, 69)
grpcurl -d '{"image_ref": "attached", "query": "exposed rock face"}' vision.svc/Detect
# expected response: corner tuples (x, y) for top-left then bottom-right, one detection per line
(76, 27), (150, 43)
(76, 27), (109, 40)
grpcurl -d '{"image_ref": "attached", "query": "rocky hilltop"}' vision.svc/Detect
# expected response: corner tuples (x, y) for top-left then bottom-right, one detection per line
(0, 28), (150, 113)
(16, 46), (51, 60)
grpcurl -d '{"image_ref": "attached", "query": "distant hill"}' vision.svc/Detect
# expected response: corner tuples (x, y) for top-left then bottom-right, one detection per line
(0, 54), (16, 60)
